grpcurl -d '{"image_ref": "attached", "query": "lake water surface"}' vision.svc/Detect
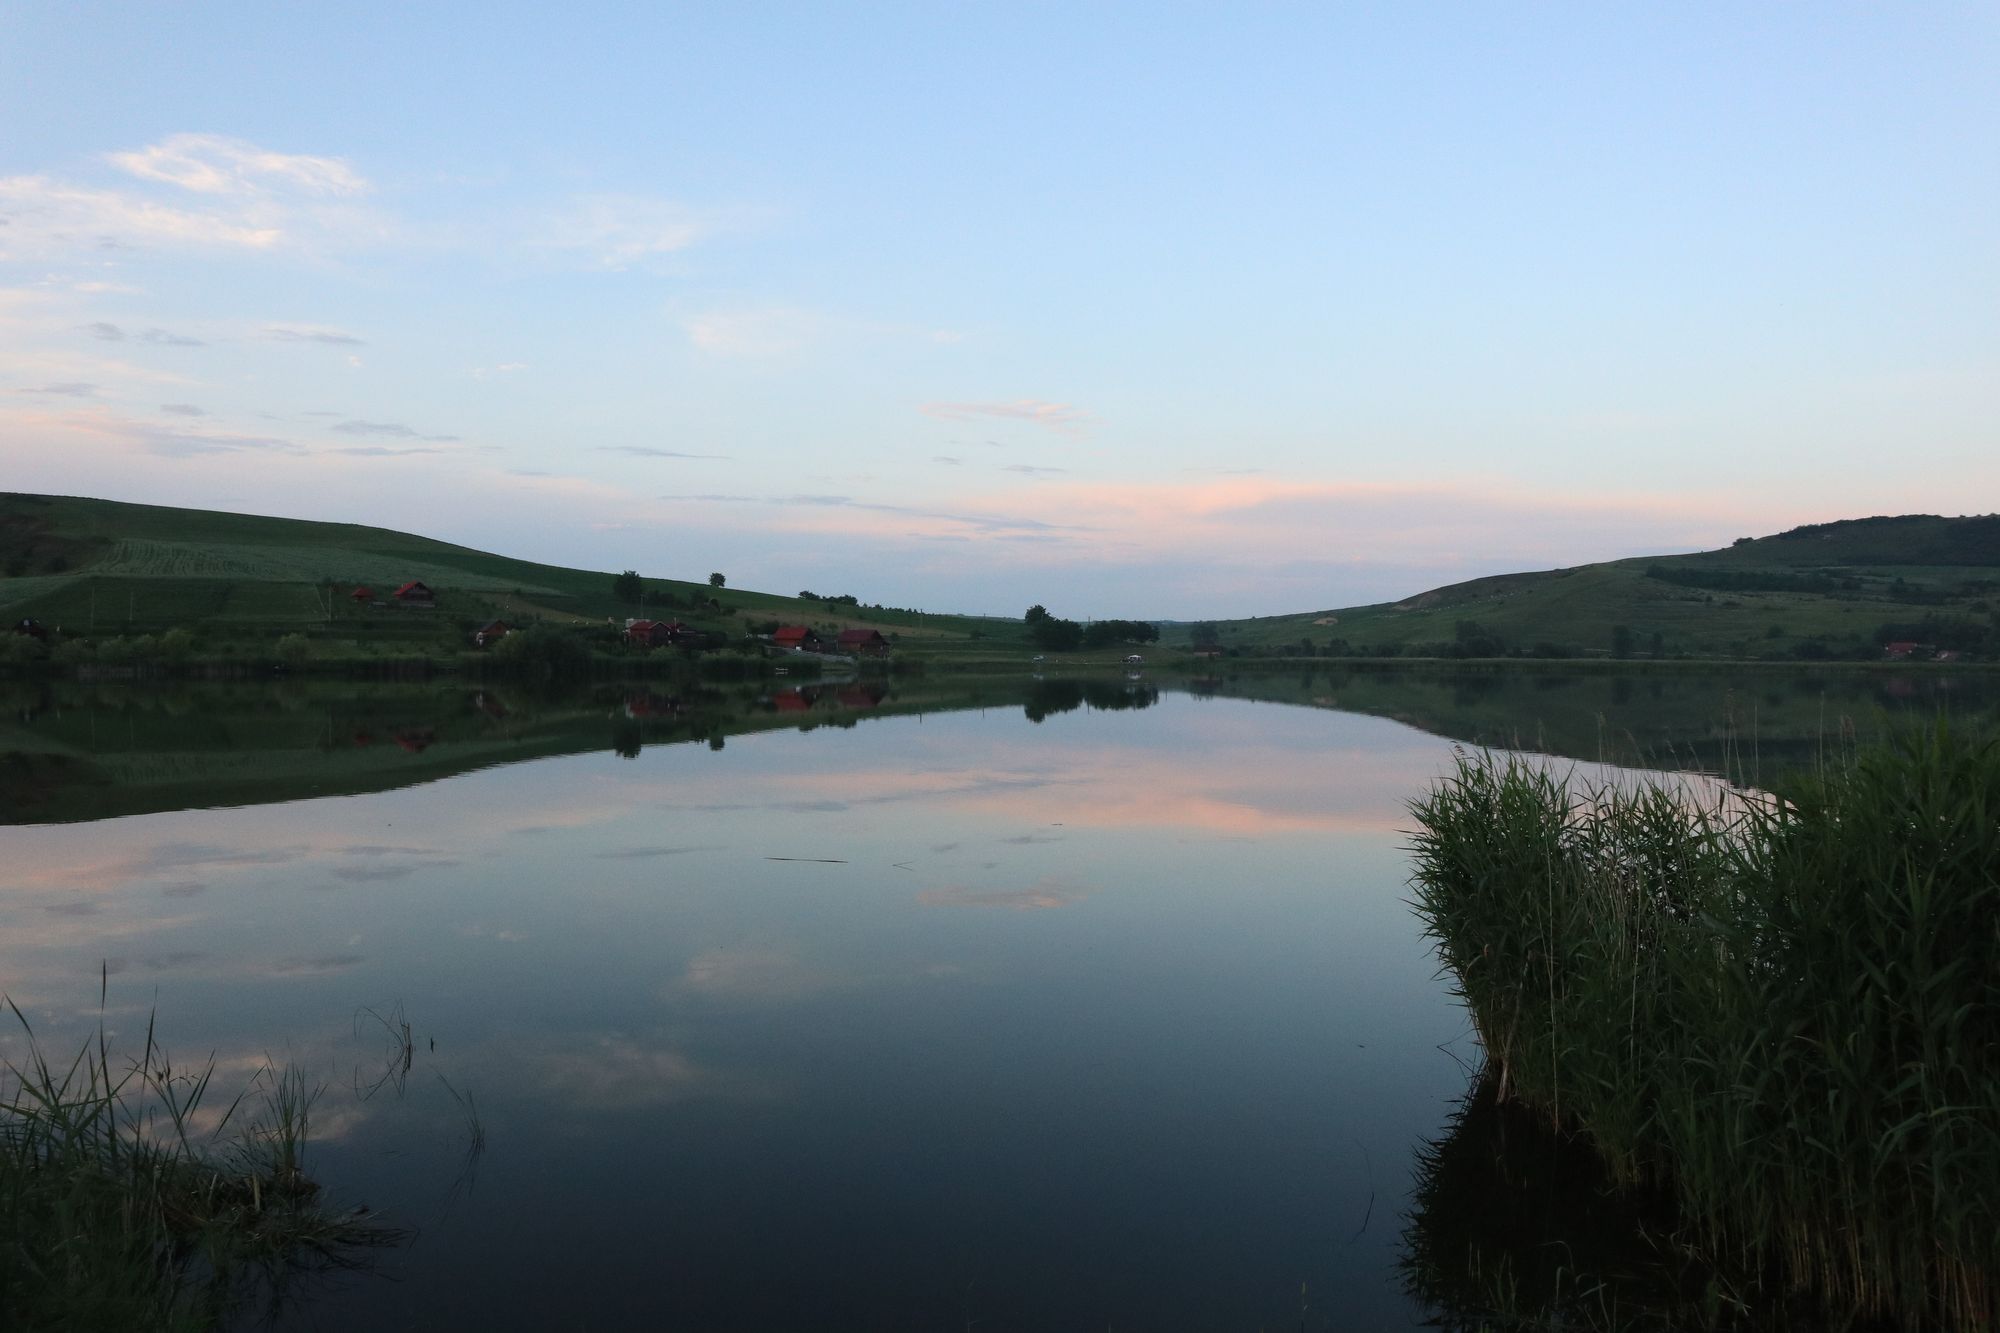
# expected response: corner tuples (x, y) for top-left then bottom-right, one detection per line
(2, 669), (1990, 1330)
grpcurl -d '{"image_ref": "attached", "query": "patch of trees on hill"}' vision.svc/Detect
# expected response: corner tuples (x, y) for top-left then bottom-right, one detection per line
(1646, 565), (1855, 595)
(1767, 514), (2000, 566)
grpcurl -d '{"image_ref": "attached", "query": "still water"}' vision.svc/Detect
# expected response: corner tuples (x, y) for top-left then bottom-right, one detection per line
(1, 669), (1989, 1329)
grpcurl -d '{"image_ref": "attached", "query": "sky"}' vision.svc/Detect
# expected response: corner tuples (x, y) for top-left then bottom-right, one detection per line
(2, 4), (1995, 618)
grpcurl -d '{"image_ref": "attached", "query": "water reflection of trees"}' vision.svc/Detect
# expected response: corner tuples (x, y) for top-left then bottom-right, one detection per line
(1022, 679), (1160, 723)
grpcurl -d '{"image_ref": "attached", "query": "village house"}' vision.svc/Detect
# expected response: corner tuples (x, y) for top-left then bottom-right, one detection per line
(624, 619), (689, 649)
(394, 580), (436, 608)
(349, 586), (374, 603)
(835, 628), (890, 656)
(772, 626), (824, 653)
(11, 618), (49, 640)
(472, 619), (512, 648)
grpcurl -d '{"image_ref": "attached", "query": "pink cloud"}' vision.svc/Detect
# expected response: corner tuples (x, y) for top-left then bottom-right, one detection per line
(919, 399), (1091, 433)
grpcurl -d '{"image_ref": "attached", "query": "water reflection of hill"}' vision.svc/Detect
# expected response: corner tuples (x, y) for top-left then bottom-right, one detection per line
(4, 668), (1991, 824)
(0, 677), (1034, 825)
(1200, 665), (1998, 777)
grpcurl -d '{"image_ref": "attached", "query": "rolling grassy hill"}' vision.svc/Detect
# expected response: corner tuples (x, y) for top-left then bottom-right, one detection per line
(1205, 514), (2000, 661)
(0, 492), (1032, 661)
(9, 495), (1998, 666)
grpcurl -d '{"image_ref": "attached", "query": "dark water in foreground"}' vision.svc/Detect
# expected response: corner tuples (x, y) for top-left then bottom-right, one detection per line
(1, 668), (1991, 1329)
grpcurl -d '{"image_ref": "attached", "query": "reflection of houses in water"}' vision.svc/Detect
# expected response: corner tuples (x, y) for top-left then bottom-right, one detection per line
(623, 689), (687, 719)
(472, 691), (509, 718)
(768, 682), (890, 714)
(392, 726), (437, 753)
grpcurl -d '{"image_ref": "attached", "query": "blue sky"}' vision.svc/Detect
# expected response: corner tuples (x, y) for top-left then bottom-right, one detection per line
(3, 3), (1994, 617)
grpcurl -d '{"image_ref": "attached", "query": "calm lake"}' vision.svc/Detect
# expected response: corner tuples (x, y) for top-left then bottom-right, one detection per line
(2, 667), (1992, 1330)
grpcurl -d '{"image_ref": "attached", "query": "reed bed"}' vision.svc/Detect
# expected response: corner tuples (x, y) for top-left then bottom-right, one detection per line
(1407, 725), (1999, 1330)
(0, 1003), (402, 1330)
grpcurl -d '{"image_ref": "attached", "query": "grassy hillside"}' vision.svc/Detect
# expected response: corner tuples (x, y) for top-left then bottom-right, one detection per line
(0, 492), (1034, 662)
(1203, 514), (2000, 662)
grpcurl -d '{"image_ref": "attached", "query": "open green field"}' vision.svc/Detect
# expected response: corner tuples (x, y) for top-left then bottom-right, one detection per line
(1, 492), (1034, 661)
(1202, 513), (2000, 661)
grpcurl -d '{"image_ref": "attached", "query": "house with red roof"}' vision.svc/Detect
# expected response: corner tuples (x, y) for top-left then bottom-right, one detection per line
(835, 628), (890, 656)
(394, 580), (436, 607)
(772, 626), (824, 652)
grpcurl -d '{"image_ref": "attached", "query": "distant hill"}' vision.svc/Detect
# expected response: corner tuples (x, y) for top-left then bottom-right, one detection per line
(1202, 515), (2000, 661)
(0, 492), (1027, 660)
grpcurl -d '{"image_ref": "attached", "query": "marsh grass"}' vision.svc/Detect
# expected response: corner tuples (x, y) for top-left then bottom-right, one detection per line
(1408, 724), (1999, 1329)
(0, 1001), (403, 1330)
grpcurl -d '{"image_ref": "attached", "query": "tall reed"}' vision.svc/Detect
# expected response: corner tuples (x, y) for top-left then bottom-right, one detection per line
(1407, 725), (1999, 1329)
(0, 1003), (402, 1330)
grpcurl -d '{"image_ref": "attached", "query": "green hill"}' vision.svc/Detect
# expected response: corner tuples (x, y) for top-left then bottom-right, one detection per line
(1204, 515), (2000, 662)
(0, 492), (1030, 662)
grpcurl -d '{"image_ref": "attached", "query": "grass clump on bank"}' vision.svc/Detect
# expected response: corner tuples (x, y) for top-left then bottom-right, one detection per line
(0, 1004), (402, 1330)
(1407, 726), (1999, 1330)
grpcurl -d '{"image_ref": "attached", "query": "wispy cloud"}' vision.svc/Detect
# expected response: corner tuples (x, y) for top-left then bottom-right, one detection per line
(17, 381), (98, 397)
(595, 445), (729, 460)
(326, 443), (457, 457)
(920, 399), (1090, 433)
(331, 418), (457, 442)
(932, 455), (963, 465)
(0, 175), (285, 257)
(264, 325), (363, 346)
(683, 307), (817, 356)
(145, 427), (302, 457)
(0, 136), (386, 262)
(79, 321), (205, 346)
(552, 194), (708, 268)
(1000, 463), (1067, 477)
(107, 134), (368, 197)
(657, 490), (1082, 537)
(159, 403), (204, 416)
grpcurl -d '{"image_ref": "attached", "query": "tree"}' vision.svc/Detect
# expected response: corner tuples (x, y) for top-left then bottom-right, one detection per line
(1025, 604), (1051, 625)
(1080, 619), (1159, 649)
(493, 625), (593, 676)
(613, 570), (643, 604)
(708, 572), (726, 588)
(1611, 625), (1634, 659)
(1030, 616), (1084, 651)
